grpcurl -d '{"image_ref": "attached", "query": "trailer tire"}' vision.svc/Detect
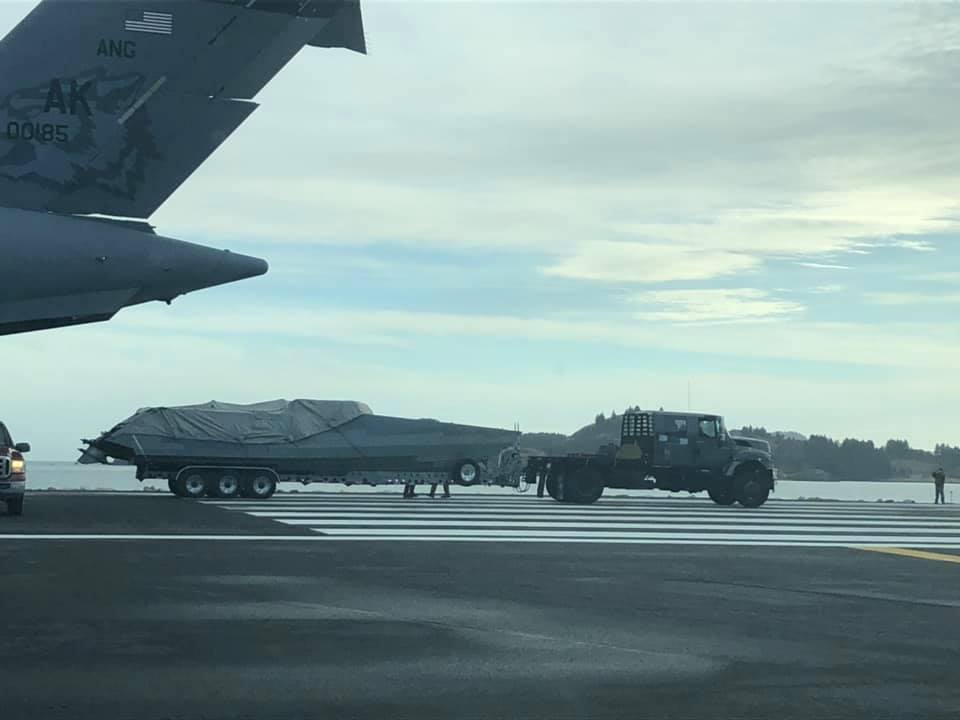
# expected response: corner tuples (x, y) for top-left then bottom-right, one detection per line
(168, 478), (186, 497)
(242, 474), (277, 500)
(210, 473), (241, 499)
(734, 465), (771, 508)
(452, 460), (481, 486)
(566, 468), (605, 505)
(176, 473), (208, 500)
(6, 496), (23, 516)
(708, 482), (736, 506)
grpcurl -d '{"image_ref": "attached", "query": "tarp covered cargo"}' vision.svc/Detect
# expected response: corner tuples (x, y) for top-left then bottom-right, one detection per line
(79, 399), (520, 482)
(104, 399), (373, 445)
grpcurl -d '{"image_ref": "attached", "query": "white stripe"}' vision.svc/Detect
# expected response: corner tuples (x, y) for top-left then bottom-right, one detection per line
(244, 509), (960, 522)
(316, 529), (960, 543)
(1, 533), (959, 547)
(283, 519), (960, 534)
(214, 496), (940, 515)
(315, 537), (960, 547)
(248, 513), (960, 527)
(207, 498), (949, 512)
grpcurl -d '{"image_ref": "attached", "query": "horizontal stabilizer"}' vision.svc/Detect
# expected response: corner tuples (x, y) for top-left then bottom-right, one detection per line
(309, 0), (367, 55)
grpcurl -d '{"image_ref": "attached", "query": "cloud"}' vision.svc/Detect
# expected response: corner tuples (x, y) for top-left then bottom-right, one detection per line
(910, 271), (960, 283)
(541, 242), (759, 284)
(110, 304), (960, 372)
(809, 285), (847, 294)
(633, 289), (804, 324)
(863, 291), (960, 305)
(797, 262), (851, 270)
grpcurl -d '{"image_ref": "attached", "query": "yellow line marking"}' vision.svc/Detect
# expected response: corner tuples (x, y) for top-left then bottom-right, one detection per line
(855, 546), (960, 564)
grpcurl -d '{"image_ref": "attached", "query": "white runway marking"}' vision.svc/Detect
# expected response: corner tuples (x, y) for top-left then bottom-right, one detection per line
(207, 495), (960, 546)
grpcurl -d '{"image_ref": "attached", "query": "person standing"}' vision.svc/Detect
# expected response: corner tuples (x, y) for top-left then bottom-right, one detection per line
(429, 480), (451, 499)
(403, 480), (417, 499)
(932, 467), (947, 505)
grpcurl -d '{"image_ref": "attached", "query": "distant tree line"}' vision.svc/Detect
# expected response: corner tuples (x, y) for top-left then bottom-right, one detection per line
(736, 427), (960, 480)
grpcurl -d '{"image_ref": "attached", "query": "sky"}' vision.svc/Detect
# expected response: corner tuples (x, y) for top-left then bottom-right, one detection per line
(1, 1), (959, 459)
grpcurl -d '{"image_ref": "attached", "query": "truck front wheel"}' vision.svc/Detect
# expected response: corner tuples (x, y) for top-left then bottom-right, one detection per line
(708, 483), (736, 506)
(734, 466), (771, 508)
(6, 496), (23, 516)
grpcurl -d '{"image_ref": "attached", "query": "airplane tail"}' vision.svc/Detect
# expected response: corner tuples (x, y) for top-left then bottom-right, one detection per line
(0, 0), (365, 219)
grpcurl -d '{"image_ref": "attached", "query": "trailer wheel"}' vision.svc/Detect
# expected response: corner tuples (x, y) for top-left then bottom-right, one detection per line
(176, 473), (208, 500)
(566, 468), (605, 505)
(168, 478), (186, 497)
(210, 473), (241, 499)
(734, 466), (771, 508)
(707, 482), (736, 506)
(452, 460), (481, 486)
(242, 474), (277, 500)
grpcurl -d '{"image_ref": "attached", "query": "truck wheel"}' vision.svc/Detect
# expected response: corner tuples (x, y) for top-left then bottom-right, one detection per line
(6, 496), (23, 516)
(734, 467), (771, 508)
(242, 474), (277, 500)
(708, 483), (736, 506)
(176, 473), (208, 500)
(168, 478), (185, 497)
(566, 468), (605, 505)
(545, 472), (563, 502)
(452, 460), (481, 486)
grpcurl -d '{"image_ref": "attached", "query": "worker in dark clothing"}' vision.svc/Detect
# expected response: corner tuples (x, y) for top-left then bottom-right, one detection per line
(933, 467), (947, 504)
(429, 480), (451, 499)
(402, 480), (416, 499)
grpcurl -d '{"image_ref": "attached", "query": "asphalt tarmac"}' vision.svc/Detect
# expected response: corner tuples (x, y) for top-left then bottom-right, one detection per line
(1, 492), (959, 719)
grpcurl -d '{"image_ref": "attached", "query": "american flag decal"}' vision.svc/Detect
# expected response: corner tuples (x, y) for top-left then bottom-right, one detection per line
(124, 10), (174, 35)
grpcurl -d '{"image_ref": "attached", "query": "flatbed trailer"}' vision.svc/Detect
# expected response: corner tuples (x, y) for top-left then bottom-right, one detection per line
(137, 447), (528, 499)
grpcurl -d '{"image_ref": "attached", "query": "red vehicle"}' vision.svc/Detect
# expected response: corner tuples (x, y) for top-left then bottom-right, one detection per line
(0, 422), (30, 516)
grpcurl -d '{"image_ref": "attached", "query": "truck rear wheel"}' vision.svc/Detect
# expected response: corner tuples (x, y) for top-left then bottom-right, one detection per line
(6, 496), (23, 516)
(242, 474), (277, 500)
(168, 478), (186, 497)
(209, 473), (241, 499)
(176, 473), (208, 500)
(545, 472), (563, 502)
(566, 468), (605, 505)
(734, 466), (771, 508)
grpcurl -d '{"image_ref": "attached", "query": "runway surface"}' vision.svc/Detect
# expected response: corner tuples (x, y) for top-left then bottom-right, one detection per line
(1, 492), (959, 719)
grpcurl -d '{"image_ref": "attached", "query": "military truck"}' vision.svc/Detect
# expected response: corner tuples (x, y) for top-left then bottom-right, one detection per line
(527, 410), (775, 507)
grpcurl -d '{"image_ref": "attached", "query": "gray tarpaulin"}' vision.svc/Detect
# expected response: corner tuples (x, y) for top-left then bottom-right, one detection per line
(116, 400), (372, 444)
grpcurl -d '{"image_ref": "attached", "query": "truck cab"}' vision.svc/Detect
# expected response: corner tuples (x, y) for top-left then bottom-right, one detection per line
(532, 409), (776, 507)
(0, 422), (30, 516)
